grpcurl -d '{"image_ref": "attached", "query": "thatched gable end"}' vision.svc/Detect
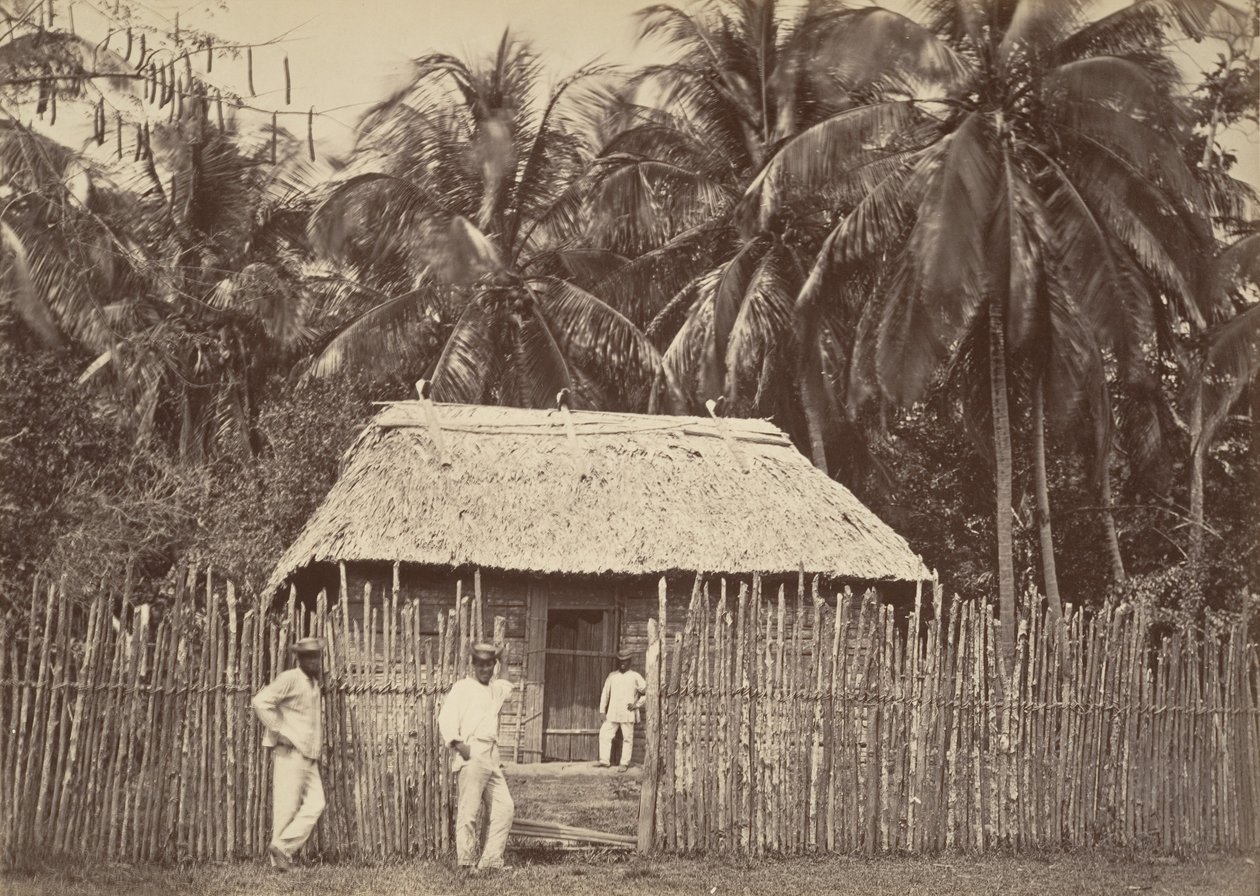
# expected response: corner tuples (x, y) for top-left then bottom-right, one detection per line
(265, 403), (928, 591)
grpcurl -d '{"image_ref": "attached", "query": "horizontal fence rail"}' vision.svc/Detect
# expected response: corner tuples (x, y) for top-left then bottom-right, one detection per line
(637, 577), (1260, 855)
(1, 570), (1258, 864)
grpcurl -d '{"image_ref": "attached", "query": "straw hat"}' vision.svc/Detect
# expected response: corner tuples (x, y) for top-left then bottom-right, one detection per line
(288, 637), (324, 655)
(471, 642), (502, 662)
(616, 649), (634, 662)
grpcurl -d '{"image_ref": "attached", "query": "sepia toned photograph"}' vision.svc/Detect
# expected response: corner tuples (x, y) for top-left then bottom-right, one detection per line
(0, 1), (1257, 893)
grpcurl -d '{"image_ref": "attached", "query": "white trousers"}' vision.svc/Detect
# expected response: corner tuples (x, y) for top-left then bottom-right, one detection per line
(455, 756), (514, 868)
(599, 720), (635, 766)
(271, 746), (325, 858)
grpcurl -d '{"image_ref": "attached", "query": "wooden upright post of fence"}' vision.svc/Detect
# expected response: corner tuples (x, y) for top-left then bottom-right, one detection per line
(637, 589), (663, 853)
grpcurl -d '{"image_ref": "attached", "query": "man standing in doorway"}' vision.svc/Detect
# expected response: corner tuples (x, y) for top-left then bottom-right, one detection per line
(438, 642), (515, 875)
(251, 637), (326, 871)
(598, 649), (646, 770)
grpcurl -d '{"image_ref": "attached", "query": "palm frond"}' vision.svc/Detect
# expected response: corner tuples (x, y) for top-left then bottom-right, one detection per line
(304, 279), (427, 372)
(429, 292), (505, 403)
(510, 300), (575, 408)
(820, 7), (973, 89)
(594, 223), (733, 329)
(528, 276), (662, 389)
(724, 245), (797, 408)
(907, 112), (997, 325)
(308, 172), (442, 260)
(742, 100), (921, 228)
(0, 220), (62, 348)
(1198, 301), (1260, 450)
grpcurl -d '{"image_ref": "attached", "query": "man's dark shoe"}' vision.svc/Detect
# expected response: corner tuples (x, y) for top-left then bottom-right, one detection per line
(268, 844), (292, 871)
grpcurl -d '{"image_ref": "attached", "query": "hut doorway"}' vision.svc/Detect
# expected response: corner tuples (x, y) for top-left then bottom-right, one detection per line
(542, 607), (617, 761)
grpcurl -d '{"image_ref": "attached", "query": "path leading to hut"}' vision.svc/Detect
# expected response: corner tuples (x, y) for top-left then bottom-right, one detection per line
(505, 762), (642, 841)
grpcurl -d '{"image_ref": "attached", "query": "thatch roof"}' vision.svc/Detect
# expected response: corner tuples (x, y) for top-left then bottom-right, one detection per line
(265, 402), (928, 591)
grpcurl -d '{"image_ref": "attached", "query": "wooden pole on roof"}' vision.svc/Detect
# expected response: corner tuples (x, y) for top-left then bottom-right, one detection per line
(415, 380), (450, 465)
(704, 398), (749, 474)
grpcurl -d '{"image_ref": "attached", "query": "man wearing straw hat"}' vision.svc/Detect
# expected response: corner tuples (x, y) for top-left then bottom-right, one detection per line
(251, 637), (326, 871)
(597, 649), (646, 770)
(438, 641), (515, 875)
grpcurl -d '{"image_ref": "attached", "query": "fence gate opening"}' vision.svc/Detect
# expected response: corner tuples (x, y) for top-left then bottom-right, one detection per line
(543, 608), (615, 761)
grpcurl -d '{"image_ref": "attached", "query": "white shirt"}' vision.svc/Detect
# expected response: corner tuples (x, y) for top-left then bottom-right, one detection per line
(600, 669), (647, 724)
(438, 676), (514, 769)
(252, 667), (322, 760)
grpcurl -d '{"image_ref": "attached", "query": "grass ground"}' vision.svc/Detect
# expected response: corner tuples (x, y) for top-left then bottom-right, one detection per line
(2, 851), (1256, 896)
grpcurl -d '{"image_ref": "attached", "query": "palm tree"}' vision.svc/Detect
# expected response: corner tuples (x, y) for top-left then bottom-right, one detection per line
(747, 0), (1236, 669)
(582, 0), (913, 478)
(77, 109), (326, 459)
(1183, 231), (1260, 563)
(307, 34), (659, 410)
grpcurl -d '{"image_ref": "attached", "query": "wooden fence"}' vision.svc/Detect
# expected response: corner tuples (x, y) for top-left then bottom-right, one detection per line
(636, 577), (1260, 854)
(2, 571), (1258, 865)
(0, 570), (500, 865)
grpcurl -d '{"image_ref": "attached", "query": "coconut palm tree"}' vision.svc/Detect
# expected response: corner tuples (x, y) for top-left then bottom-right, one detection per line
(74, 108), (326, 459)
(306, 33), (660, 410)
(581, 0), (933, 478)
(746, 0), (1239, 669)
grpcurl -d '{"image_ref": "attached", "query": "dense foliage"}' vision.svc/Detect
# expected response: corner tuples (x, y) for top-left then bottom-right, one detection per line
(1, 1), (1256, 635)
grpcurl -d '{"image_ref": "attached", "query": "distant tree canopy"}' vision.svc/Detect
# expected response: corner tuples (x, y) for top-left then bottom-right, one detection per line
(1, 1), (1257, 635)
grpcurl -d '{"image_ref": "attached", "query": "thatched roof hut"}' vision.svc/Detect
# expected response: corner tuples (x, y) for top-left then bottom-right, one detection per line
(267, 402), (927, 591)
(267, 401), (927, 763)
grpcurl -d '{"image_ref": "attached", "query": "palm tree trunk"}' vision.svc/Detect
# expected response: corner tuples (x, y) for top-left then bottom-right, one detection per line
(1031, 378), (1063, 620)
(1098, 452), (1127, 583)
(799, 375), (829, 473)
(989, 304), (1017, 676)
(1188, 372), (1205, 566)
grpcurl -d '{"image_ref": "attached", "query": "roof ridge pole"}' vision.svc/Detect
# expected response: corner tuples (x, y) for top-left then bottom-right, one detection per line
(415, 380), (450, 467)
(705, 399), (751, 474)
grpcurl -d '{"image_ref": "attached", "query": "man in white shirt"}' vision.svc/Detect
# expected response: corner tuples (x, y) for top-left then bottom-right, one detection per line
(598, 650), (646, 770)
(437, 641), (515, 874)
(251, 637), (325, 871)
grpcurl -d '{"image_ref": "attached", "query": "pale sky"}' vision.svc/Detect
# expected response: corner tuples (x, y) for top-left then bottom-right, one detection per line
(88, 0), (660, 154)
(68, 0), (1259, 179)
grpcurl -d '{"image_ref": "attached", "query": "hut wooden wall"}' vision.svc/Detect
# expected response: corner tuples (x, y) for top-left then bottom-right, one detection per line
(306, 564), (899, 765)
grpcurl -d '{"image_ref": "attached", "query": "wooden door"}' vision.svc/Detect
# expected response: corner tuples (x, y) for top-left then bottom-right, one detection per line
(542, 608), (615, 760)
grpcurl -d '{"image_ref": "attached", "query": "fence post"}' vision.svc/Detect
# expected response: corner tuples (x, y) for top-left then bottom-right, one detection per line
(637, 587), (663, 853)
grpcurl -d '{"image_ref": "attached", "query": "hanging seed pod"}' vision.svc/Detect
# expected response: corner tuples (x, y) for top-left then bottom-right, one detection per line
(143, 122), (152, 160)
(174, 78), (183, 121)
(270, 112), (278, 164)
(215, 91), (224, 130)
(102, 30), (110, 53)
(125, 28), (132, 62)
(283, 55), (291, 106)
(157, 60), (167, 106)
(133, 124), (143, 161)
(247, 47), (256, 97)
(49, 85), (57, 126)
(205, 39), (213, 73)
(95, 99), (106, 145)
(46, 0), (54, 29)
(146, 63), (156, 104)
(183, 52), (192, 84)
(116, 113), (123, 160)
(307, 107), (315, 161)
(173, 12), (179, 45)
